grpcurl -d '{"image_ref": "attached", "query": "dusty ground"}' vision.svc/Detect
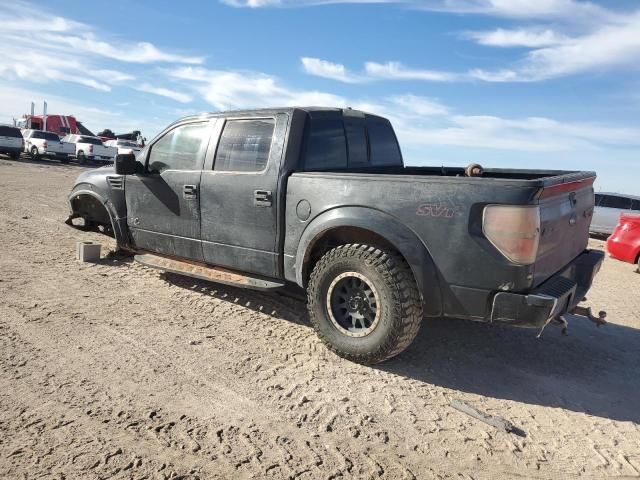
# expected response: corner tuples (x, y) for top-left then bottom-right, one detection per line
(0, 157), (639, 480)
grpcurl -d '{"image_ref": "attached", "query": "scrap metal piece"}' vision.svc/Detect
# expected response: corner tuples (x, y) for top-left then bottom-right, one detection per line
(572, 305), (607, 327)
(450, 399), (526, 437)
(555, 315), (569, 335)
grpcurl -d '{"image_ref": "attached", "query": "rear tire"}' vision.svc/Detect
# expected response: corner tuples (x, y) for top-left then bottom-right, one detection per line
(30, 146), (39, 160)
(77, 151), (86, 164)
(307, 244), (423, 364)
(9, 152), (19, 160)
(60, 157), (70, 164)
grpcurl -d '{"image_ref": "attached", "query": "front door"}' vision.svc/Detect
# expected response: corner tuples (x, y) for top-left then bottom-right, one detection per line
(199, 114), (288, 277)
(125, 120), (214, 261)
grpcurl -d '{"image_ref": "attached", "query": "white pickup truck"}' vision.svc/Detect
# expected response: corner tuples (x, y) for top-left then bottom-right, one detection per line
(22, 129), (75, 163)
(62, 134), (117, 164)
(0, 125), (24, 159)
(104, 139), (142, 156)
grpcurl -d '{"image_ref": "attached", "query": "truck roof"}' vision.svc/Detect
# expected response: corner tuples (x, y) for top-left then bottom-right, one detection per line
(175, 106), (384, 125)
(597, 192), (640, 200)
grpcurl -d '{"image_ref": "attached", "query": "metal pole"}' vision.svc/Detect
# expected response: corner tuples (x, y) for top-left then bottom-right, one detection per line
(43, 101), (48, 131)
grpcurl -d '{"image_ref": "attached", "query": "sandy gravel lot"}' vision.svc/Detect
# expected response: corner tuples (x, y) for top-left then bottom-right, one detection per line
(1, 158), (639, 479)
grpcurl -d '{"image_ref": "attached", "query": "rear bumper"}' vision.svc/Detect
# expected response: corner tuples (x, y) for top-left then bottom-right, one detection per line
(491, 249), (604, 328)
(42, 150), (70, 159)
(1, 146), (22, 155)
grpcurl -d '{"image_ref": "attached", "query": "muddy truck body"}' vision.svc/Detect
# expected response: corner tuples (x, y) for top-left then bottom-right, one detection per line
(67, 107), (605, 363)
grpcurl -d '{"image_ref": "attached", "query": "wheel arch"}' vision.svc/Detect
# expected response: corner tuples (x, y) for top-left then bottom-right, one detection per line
(295, 206), (443, 317)
(68, 187), (129, 247)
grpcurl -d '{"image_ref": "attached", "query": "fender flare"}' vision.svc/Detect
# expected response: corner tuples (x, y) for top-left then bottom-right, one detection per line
(295, 206), (443, 317)
(68, 187), (130, 248)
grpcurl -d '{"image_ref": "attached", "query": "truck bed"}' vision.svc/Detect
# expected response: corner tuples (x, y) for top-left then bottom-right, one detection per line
(284, 167), (596, 320)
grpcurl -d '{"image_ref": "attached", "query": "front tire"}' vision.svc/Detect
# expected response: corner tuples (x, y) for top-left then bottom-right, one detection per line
(307, 244), (423, 364)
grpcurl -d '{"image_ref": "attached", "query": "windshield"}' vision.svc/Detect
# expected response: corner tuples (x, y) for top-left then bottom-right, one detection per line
(32, 131), (61, 141)
(118, 140), (138, 147)
(79, 136), (103, 145)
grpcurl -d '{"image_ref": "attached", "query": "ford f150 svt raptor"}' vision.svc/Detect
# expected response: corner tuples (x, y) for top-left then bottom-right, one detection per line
(66, 107), (606, 364)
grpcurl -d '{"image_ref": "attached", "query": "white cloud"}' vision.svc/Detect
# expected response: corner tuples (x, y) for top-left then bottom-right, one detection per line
(466, 28), (567, 48)
(472, 13), (640, 81)
(394, 112), (640, 152)
(390, 95), (449, 116)
(0, 2), (203, 103)
(136, 84), (193, 104)
(365, 62), (461, 82)
(301, 57), (363, 83)
(169, 67), (346, 110)
(220, 0), (620, 25)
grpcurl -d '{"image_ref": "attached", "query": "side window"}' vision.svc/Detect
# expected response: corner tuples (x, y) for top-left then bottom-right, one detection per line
(344, 116), (368, 166)
(594, 193), (602, 206)
(366, 116), (403, 166)
(214, 119), (275, 172)
(148, 123), (208, 174)
(600, 195), (631, 210)
(304, 117), (347, 170)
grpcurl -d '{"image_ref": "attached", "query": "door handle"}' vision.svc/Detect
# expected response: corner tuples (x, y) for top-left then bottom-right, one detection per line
(183, 184), (197, 199)
(254, 189), (273, 207)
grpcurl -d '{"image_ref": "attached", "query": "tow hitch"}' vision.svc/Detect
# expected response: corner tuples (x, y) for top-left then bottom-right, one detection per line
(539, 303), (607, 337)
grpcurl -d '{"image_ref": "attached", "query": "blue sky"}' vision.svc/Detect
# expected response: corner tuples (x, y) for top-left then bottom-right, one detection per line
(1, 0), (638, 193)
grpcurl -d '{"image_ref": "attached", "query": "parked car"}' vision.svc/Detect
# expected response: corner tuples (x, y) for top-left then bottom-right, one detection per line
(607, 213), (640, 270)
(104, 139), (142, 156)
(0, 125), (24, 160)
(66, 107), (605, 364)
(22, 129), (75, 163)
(591, 192), (640, 235)
(62, 135), (117, 164)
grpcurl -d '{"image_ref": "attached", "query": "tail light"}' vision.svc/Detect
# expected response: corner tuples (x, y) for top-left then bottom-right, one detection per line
(43, 141), (48, 149)
(89, 145), (94, 153)
(483, 205), (540, 265)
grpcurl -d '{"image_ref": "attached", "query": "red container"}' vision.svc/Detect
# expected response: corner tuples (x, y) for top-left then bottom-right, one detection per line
(607, 213), (640, 267)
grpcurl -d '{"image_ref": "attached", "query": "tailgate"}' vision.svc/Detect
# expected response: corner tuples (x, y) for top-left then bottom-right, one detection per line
(533, 177), (595, 286)
(48, 141), (69, 153)
(95, 146), (115, 157)
(0, 136), (22, 148)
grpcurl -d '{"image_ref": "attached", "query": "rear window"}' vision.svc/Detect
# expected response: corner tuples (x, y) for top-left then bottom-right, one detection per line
(214, 119), (275, 172)
(600, 195), (632, 209)
(344, 116), (368, 166)
(302, 112), (402, 170)
(0, 126), (21, 137)
(303, 116), (348, 170)
(31, 131), (60, 141)
(366, 116), (402, 166)
(631, 199), (640, 211)
(79, 136), (103, 145)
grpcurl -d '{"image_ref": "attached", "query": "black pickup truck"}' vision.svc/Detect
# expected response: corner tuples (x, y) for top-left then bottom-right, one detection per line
(67, 107), (605, 364)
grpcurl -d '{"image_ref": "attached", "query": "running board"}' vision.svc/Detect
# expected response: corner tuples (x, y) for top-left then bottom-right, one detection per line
(134, 253), (285, 291)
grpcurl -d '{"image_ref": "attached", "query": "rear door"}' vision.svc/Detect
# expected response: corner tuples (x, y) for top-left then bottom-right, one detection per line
(199, 114), (288, 277)
(125, 120), (214, 261)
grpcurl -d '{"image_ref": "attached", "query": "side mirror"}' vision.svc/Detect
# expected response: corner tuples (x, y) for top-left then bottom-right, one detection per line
(114, 153), (141, 175)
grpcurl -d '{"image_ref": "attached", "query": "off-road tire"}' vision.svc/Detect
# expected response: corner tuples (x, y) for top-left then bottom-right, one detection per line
(307, 244), (423, 364)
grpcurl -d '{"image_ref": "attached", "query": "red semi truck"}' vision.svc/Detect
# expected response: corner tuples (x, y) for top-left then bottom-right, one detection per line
(16, 115), (94, 137)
